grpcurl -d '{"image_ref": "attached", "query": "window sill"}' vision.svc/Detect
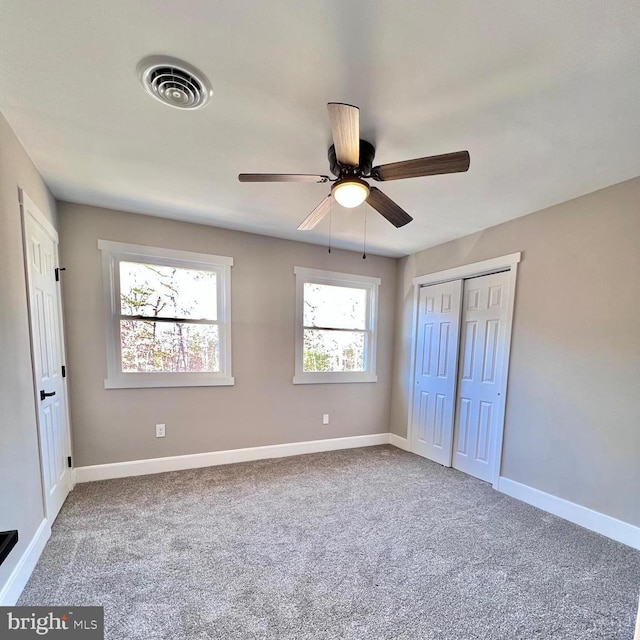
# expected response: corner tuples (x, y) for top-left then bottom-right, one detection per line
(104, 375), (235, 389)
(293, 372), (378, 385)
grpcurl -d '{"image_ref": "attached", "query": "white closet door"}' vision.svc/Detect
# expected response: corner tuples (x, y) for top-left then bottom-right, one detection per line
(410, 279), (462, 465)
(452, 271), (510, 482)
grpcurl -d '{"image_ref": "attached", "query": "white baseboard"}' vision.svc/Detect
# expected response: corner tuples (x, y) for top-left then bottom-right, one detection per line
(389, 433), (411, 451)
(3, 446), (637, 610)
(498, 477), (640, 551)
(0, 519), (51, 605)
(75, 433), (391, 483)
(75, 437), (639, 551)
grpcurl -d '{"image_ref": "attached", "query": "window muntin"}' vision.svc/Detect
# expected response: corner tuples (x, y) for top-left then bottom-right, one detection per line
(99, 241), (233, 388)
(294, 267), (379, 384)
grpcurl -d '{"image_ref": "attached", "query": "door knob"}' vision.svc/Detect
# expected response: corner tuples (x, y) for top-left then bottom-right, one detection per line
(40, 390), (56, 401)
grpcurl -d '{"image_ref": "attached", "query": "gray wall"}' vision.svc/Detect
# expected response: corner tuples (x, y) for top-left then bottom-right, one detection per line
(2, 96), (637, 608)
(59, 202), (397, 467)
(0, 111), (58, 590)
(390, 178), (640, 527)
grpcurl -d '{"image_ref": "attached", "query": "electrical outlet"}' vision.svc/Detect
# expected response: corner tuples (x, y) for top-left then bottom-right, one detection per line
(322, 414), (329, 425)
(155, 423), (166, 438)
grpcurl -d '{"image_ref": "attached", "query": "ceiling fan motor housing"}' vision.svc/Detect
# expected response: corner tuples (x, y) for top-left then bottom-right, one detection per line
(328, 139), (375, 177)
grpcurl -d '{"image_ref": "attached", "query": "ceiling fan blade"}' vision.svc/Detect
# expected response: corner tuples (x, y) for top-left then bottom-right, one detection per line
(297, 195), (332, 231)
(239, 173), (329, 183)
(371, 150), (470, 181)
(327, 103), (360, 167)
(366, 187), (413, 228)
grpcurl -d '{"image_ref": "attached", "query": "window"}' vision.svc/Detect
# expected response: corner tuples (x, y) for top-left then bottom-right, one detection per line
(294, 267), (380, 384)
(99, 240), (233, 388)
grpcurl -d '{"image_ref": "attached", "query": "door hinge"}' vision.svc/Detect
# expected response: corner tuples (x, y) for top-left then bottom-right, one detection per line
(67, 456), (72, 468)
(55, 267), (66, 282)
(61, 365), (66, 378)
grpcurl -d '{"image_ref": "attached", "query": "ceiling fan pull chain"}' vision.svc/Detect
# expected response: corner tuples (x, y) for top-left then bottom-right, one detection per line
(362, 208), (367, 259)
(328, 201), (333, 253)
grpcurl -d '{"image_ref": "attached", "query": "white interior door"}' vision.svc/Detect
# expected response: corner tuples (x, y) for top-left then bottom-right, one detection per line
(22, 194), (72, 521)
(410, 279), (462, 465)
(452, 271), (510, 482)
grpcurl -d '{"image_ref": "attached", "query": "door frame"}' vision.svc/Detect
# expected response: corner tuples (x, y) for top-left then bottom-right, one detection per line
(407, 252), (521, 488)
(19, 188), (75, 519)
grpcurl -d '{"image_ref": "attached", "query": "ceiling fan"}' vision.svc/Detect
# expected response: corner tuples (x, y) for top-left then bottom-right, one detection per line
(238, 103), (470, 231)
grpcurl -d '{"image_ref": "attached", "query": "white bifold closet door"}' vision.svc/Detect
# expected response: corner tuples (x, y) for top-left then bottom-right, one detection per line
(411, 271), (511, 483)
(452, 271), (510, 482)
(411, 279), (463, 465)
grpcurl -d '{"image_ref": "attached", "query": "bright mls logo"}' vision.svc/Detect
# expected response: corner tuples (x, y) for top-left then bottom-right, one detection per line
(0, 607), (103, 638)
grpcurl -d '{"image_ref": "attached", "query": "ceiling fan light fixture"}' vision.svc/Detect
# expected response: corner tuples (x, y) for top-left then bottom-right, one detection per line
(332, 177), (370, 208)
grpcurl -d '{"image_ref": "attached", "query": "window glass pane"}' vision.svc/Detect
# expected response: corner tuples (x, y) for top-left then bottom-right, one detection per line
(303, 329), (365, 372)
(120, 320), (219, 373)
(303, 283), (367, 330)
(120, 262), (217, 320)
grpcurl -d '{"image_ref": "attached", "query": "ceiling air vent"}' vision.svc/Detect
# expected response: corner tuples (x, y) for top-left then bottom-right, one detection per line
(137, 56), (212, 110)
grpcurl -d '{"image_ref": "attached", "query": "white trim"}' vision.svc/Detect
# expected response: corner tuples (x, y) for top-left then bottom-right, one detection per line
(412, 252), (522, 286)
(294, 266), (381, 286)
(98, 240), (234, 389)
(97, 239), (233, 267)
(389, 434), (411, 451)
(491, 263), (518, 487)
(0, 520), (51, 605)
(407, 252), (521, 487)
(293, 266), (380, 385)
(103, 373), (235, 389)
(635, 594), (640, 640)
(20, 190), (74, 520)
(75, 433), (390, 482)
(498, 477), (640, 551)
(292, 372), (377, 384)
(406, 278), (421, 455)
(18, 189), (58, 242)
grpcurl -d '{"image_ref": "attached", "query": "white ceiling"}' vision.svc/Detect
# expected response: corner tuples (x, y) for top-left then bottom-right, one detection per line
(1, 1), (638, 257)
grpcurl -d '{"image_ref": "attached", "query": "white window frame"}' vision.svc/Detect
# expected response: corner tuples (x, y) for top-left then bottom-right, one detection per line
(293, 266), (380, 385)
(98, 240), (234, 389)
